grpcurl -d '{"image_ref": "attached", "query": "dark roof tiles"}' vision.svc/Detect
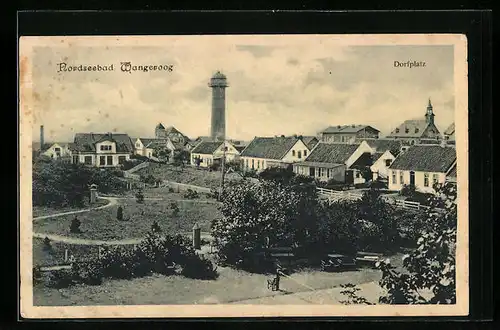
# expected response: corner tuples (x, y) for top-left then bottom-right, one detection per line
(304, 143), (360, 164)
(389, 145), (456, 172)
(240, 136), (301, 160)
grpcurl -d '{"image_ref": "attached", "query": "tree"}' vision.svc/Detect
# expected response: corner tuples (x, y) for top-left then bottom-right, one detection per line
(173, 150), (190, 168)
(116, 206), (124, 220)
(70, 216), (81, 233)
(136, 190), (145, 203)
(43, 237), (52, 251)
(151, 221), (162, 233)
(341, 182), (457, 305)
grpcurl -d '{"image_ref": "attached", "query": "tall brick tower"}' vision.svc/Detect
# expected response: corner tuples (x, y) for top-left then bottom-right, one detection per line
(208, 71), (228, 141)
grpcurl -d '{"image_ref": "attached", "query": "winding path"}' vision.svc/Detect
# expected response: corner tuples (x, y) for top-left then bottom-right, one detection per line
(32, 196), (118, 221)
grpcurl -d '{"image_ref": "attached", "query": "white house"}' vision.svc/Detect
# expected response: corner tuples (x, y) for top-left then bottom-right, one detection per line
(190, 140), (241, 168)
(292, 141), (373, 184)
(370, 150), (397, 180)
(240, 136), (311, 172)
(70, 132), (134, 168)
(36, 142), (73, 160)
(388, 144), (456, 194)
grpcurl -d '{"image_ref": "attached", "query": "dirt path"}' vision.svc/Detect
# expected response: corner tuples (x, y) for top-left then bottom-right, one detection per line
(33, 197), (118, 221)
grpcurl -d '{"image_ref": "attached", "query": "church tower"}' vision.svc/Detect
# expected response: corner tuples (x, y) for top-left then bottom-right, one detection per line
(425, 98), (435, 125)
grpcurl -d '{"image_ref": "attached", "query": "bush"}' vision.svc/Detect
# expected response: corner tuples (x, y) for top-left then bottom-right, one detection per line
(170, 202), (180, 216)
(116, 206), (124, 221)
(72, 260), (103, 285)
(400, 184), (416, 198)
(136, 190), (145, 203)
(47, 269), (75, 289)
(183, 189), (199, 199)
(180, 254), (219, 280)
(33, 265), (42, 285)
(168, 187), (175, 193)
(70, 216), (81, 233)
(43, 237), (52, 251)
(151, 221), (162, 233)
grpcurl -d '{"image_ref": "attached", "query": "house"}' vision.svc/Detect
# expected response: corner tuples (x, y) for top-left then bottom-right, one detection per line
(240, 136), (311, 172)
(445, 163), (457, 184)
(370, 150), (397, 180)
(302, 136), (319, 150)
(362, 138), (405, 156)
(155, 123), (190, 143)
(190, 140), (241, 168)
(388, 144), (456, 194)
(319, 125), (380, 144)
(386, 99), (442, 145)
(32, 142), (73, 161)
(444, 122), (455, 144)
(293, 141), (373, 184)
(69, 132), (134, 167)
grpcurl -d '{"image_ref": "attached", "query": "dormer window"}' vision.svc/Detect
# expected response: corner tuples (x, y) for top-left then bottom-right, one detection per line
(415, 128), (419, 133)
(395, 128), (400, 133)
(405, 128), (409, 134)
(100, 145), (112, 151)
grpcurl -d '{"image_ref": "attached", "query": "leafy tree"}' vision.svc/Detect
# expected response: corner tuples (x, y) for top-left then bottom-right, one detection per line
(173, 150), (190, 168)
(43, 237), (52, 251)
(151, 221), (162, 233)
(258, 167), (295, 185)
(136, 190), (145, 203)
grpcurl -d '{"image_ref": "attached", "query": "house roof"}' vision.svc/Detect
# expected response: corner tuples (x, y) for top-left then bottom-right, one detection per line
(444, 123), (455, 136)
(32, 142), (71, 151)
(156, 123), (165, 130)
(372, 152), (386, 162)
(240, 136), (300, 160)
(362, 139), (403, 156)
(447, 164), (457, 178)
(389, 145), (456, 172)
(72, 133), (134, 153)
(302, 136), (319, 149)
(386, 119), (438, 138)
(191, 141), (223, 155)
(138, 138), (160, 147)
(349, 152), (375, 169)
(321, 125), (380, 134)
(418, 139), (441, 145)
(234, 146), (246, 153)
(304, 142), (360, 165)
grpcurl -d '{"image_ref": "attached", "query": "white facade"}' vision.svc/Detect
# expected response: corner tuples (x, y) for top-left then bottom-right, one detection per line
(42, 143), (71, 159)
(388, 169), (447, 194)
(370, 150), (396, 180)
(241, 139), (310, 172)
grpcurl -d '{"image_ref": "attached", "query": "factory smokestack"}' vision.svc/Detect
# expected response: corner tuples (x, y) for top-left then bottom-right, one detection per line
(208, 71), (228, 141)
(40, 125), (44, 151)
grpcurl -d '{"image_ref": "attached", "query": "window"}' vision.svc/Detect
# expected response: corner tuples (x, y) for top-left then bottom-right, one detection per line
(316, 168), (321, 177)
(54, 148), (61, 152)
(298, 151), (302, 159)
(320, 168), (325, 177)
(399, 171), (404, 184)
(327, 169), (331, 178)
(245, 159), (248, 169)
(395, 128), (400, 133)
(84, 156), (92, 165)
(304, 150), (307, 157)
(100, 145), (112, 151)
(415, 128), (419, 133)
(355, 171), (360, 178)
(107, 156), (113, 166)
(99, 156), (105, 166)
(257, 160), (260, 169)
(424, 173), (429, 187)
(118, 156), (126, 164)
(392, 171), (396, 184)
(292, 150), (296, 156)
(136, 143), (141, 148)
(72, 155), (79, 164)
(405, 128), (409, 133)
(432, 173), (439, 186)
(385, 159), (392, 167)
(251, 159), (255, 169)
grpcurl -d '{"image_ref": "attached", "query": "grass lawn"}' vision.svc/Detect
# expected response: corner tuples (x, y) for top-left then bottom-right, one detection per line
(32, 199), (109, 218)
(33, 190), (221, 240)
(33, 262), (385, 306)
(137, 163), (243, 189)
(33, 237), (106, 267)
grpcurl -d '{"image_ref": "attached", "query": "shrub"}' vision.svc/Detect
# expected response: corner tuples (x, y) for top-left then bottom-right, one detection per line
(170, 202), (180, 216)
(116, 206), (124, 220)
(70, 216), (81, 233)
(136, 190), (145, 203)
(72, 260), (103, 285)
(42, 237), (52, 251)
(183, 189), (199, 199)
(151, 221), (162, 233)
(168, 187), (175, 193)
(180, 254), (219, 280)
(47, 269), (74, 289)
(33, 265), (42, 285)
(400, 184), (416, 198)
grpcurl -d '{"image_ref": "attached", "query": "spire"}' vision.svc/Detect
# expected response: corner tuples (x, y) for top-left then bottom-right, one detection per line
(425, 98), (435, 125)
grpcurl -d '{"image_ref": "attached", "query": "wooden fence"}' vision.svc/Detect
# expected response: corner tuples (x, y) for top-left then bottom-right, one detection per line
(316, 187), (431, 211)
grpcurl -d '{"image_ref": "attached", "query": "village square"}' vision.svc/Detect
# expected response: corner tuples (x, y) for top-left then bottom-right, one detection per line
(31, 70), (458, 306)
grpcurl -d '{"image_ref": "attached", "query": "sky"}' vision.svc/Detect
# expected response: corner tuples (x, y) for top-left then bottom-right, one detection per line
(27, 36), (456, 143)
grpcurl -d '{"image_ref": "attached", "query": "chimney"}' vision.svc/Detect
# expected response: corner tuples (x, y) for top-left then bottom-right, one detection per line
(440, 138), (447, 148)
(40, 125), (44, 150)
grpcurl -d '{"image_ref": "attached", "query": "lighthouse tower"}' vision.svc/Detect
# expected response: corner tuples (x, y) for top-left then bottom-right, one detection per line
(208, 71), (228, 141)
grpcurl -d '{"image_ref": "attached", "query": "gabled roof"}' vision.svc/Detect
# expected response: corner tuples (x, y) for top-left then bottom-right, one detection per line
(349, 152), (375, 169)
(234, 146), (246, 153)
(386, 119), (438, 138)
(362, 139), (403, 156)
(156, 123), (165, 130)
(302, 136), (319, 149)
(72, 133), (134, 153)
(321, 125), (380, 134)
(240, 136), (301, 160)
(444, 123), (455, 136)
(137, 138), (160, 147)
(447, 164), (457, 178)
(389, 145), (456, 173)
(191, 141), (223, 155)
(304, 142), (360, 165)
(32, 142), (72, 151)
(372, 151), (386, 163)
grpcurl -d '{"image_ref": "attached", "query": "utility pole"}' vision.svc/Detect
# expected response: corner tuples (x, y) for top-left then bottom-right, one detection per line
(219, 141), (227, 200)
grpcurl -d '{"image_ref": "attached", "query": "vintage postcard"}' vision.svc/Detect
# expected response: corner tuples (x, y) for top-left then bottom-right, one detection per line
(19, 34), (468, 318)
